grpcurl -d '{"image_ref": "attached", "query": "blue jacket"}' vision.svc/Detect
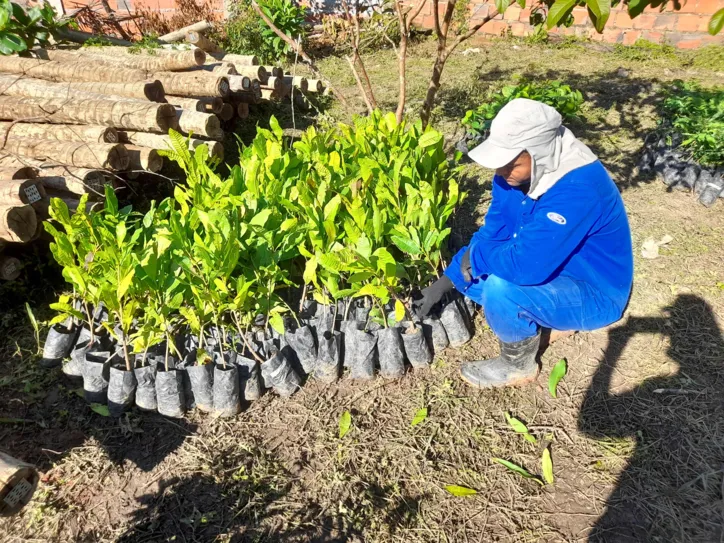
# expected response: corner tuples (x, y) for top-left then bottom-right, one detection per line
(445, 160), (633, 315)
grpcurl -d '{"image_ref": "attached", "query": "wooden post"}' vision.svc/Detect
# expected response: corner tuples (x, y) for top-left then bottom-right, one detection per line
(125, 145), (163, 172)
(0, 56), (149, 84)
(263, 66), (284, 78)
(118, 131), (224, 158)
(0, 122), (118, 144)
(210, 53), (260, 66)
(39, 172), (107, 195)
(0, 138), (129, 170)
(153, 72), (230, 97)
(175, 109), (223, 140)
(0, 166), (37, 180)
(0, 96), (177, 133)
(33, 48), (206, 72)
(159, 20), (212, 43)
(186, 31), (223, 54)
(233, 66), (268, 84)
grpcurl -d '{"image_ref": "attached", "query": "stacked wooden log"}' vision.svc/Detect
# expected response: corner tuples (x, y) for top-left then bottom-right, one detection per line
(0, 25), (329, 276)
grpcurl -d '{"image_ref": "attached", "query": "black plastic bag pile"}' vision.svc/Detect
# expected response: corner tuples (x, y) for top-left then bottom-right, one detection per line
(639, 134), (724, 207)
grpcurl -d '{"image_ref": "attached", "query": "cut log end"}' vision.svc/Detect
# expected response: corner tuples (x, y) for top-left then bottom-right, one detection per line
(0, 204), (37, 243)
(126, 145), (163, 173)
(193, 48), (207, 66)
(219, 103), (234, 122)
(218, 77), (230, 97)
(0, 255), (21, 280)
(146, 80), (166, 102)
(237, 103), (249, 119)
(107, 144), (130, 171)
(157, 103), (179, 132)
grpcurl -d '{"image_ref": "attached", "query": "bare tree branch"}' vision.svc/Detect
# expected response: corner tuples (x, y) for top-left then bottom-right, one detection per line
(452, 9), (499, 47)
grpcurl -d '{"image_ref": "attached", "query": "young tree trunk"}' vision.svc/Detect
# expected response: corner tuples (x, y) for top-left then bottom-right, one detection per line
(0, 122), (117, 144)
(0, 138), (129, 170)
(33, 48), (206, 72)
(0, 56), (149, 84)
(0, 96), (177, 133)
(159, 20), (213, 43)
(0, 204), (36, 242)
(125, 145), (163, 172)
(153, 72), (230, 97)
(0, 178), (46, 206)
(175, 109), (223, 139)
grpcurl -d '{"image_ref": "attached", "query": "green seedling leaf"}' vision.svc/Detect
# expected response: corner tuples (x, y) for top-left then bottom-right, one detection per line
(542, 447), (554, 485)
(445, 484), (477, 497)
(394, 299), (406, 323)
(548, 358), (568, 398)
(338, 411), (351, 438)
(505, 412), (537, 444)
(492, 458), (543, 485)
(90, 403), (110, 417)
(411, 407), (428, 427)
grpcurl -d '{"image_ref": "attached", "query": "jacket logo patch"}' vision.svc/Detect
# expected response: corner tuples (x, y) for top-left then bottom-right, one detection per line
(547, 212), (567, 225)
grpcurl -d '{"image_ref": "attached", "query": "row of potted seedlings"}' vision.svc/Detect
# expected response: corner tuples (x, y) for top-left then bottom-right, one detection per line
(42, 294), (475, 418)
(42, 113), (467, 418)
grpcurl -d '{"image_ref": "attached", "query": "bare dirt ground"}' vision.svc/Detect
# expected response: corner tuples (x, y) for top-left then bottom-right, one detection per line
(0, 39), (723, 542)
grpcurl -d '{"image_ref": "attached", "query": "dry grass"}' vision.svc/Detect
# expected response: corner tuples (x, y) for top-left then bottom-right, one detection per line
(1, 38), (723, 543)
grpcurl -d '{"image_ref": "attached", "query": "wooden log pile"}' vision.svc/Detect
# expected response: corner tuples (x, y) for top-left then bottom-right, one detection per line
(0, 22), (328, 276)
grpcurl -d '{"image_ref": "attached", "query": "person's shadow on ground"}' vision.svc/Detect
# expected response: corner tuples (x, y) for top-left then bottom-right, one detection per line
(579, 294), (724, 542)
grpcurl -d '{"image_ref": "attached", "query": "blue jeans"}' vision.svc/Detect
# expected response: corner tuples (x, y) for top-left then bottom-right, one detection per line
(445, 252), (623, 343)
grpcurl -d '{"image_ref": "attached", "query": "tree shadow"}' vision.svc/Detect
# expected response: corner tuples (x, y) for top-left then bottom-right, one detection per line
(112, 453), (428, 542)
(579, 294), (724, 541)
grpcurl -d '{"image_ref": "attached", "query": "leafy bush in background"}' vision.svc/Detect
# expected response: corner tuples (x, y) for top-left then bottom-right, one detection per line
(0, 0), (72, 55)
(462, 80), (584, 138)
(661, 81), (724, 167)
(223, 0), (307, 63)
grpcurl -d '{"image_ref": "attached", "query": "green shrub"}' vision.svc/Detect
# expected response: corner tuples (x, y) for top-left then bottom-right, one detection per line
(223, 0), (307, 63)
(462, 80), (584, 137)
(661, 81), (724, 167)
(0, 0), (72, 55)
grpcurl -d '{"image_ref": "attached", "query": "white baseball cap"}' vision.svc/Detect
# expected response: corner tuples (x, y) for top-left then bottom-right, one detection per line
(468, 98), (563, 169)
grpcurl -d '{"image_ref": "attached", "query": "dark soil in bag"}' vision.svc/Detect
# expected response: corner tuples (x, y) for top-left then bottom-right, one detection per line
(82, 350), (112, 403)
(400, 321), (433, 369)
(41, 322), (79, 368)
(213, 364), (241, 417)
(347, 328), (377, 380)
(64, 327), (92, 378)
(423, 317), (449, 354)
(261, 352), (301, 397)
(134, 356), (158, 411)
(185, 363), (214, 412)
(340, 320), (360, 369)
(314, 330), (341, 383)
(377, 327), (406, 378)
(440, 300), (472, 347)
(235, 355), (262, 401)
(155, 366), (186, 418)
(107, 363), (137, 417)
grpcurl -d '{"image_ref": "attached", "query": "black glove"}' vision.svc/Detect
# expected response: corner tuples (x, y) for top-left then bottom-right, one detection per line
(460, 248), (472, 282)
(412, 275), (454, 318)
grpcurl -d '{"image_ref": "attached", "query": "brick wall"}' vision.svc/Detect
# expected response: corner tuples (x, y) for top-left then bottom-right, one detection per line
(416, 0), (724, 49)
